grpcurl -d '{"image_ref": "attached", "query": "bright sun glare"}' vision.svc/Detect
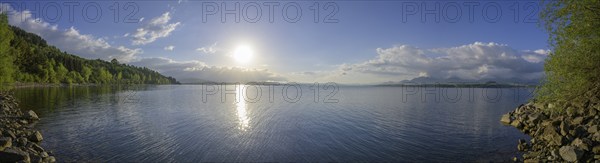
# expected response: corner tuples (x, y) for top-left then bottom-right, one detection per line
(233, 45), (253, 64)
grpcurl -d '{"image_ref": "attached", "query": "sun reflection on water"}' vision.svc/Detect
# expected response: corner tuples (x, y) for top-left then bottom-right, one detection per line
(236, 85), (250, 131)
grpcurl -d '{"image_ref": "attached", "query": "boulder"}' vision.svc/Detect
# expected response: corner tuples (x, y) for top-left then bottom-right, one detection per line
(25, 110), (39, 120)
(511, 119), (523, 129)
(588, 125), (599, 134)
(40, 151), (49, 158)
(29, 131), (43, 142)
(560, 121), (571, 136)
(0, 147), (30, 162)
(572, 117), (584, 125)
(592, 132), (600, 142)
(518, 139), (528, 151)
(0, 137), (11, 148)
(593, 145), (600, 154)
(571, 138), (590, 151)
(551, 135), (567, 146)
(528, 113), (544, 123)
(571, 126), (588, 137)
(559, 146), (582, 162)
(44, 156), (56, 163)
(543, 126), (559, 141)
(16, 137), (27, 146)
(500, 113), (512, 124)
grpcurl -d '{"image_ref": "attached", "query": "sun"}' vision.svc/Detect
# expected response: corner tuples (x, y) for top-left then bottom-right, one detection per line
(233, 45), (253, 64)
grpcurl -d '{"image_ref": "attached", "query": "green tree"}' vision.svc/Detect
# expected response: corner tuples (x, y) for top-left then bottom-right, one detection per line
(97, 67), (113, 84)
(56, 63), (69, 83)
(0, 14), (15, 88)
(68, 71), (84, 83)
(82, 66), (92, 83)
(537, 0), (600, 109)
(3, 22), (180, 85)
(42, 60), (59, 84)
(111, 58), (119, 64)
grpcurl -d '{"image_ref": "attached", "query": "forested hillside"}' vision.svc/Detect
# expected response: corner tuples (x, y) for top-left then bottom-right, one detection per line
(0, 14), (179, 86)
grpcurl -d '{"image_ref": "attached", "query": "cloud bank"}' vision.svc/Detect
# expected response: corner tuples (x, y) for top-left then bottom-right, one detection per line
(2, 4), (141, 62)
(130, 57), (286, 83)
(338, 42), (547, 83)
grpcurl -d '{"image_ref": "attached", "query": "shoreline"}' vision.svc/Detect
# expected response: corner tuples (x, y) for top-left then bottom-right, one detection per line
(0, 91), (56, 162)
(501, 86), (600, 162)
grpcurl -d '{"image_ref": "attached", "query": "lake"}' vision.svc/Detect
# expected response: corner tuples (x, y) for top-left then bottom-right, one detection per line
(13, 84), (530, 162)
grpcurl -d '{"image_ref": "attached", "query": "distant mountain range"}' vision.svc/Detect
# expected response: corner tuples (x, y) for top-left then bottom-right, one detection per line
(379, 77), (540, 87)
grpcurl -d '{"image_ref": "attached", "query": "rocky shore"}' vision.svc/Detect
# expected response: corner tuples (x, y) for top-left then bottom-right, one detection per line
(501, 86), (600, 162)
(0, 92), (55, 163)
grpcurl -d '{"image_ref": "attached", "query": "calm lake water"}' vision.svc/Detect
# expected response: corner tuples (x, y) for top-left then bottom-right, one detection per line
(13, 85), (531, 162)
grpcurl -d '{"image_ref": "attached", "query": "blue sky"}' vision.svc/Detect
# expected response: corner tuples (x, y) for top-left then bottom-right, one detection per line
(1, 0), (549, 84)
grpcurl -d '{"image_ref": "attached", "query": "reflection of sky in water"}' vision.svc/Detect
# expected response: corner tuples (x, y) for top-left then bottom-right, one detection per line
(236, 85), (250, 131)
(14, 85), (533, 162)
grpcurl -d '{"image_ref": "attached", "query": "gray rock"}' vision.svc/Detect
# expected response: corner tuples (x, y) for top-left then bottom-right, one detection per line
(559, 146), (582, 162)
(572, 117), (584, 125)
(0, 147), (30, 162)
(29, 131), (43, 142)
(589, 125), (599, 134)
(571, 138), (590, 151)
(543, 126), (559, 140)
(518, 139), (527, 151)
(593, 132), (600, 142)
(29, 142), (44, 152)
(0, 137), (11, 149)
(551, 149), (560, 158)
(560, 121), (571, 136)
(552, 135), (566, 146)
(570, 126), (588, 137)
(25, 110), (39, 120)
(593, 145), (600, 154)
(16, 137), (28, 146)
(511, 119), (523, 129)
(40, 151), (49, 158)
(528, 112), (545, 123)
(500, 113), (512, 124)
(44, 156), (56, 163)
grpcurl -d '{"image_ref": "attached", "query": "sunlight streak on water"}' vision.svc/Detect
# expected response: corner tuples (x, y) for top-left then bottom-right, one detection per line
(236, 85), (250, 131)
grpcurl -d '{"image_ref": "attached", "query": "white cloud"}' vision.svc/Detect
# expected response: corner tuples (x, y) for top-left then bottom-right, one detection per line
(2, 3), (141, 62)
(338, 42), (547, 83)
(129, 57), (286, 83)
(164, 45), (175, 51)
(196, 42), (218, 54)
(131, 12), (180, 45)
(521, 49), (549, 63)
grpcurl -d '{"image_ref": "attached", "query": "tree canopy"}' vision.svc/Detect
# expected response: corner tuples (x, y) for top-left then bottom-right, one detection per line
(536, 0), (600, 109)
(0, 14), (179, 90)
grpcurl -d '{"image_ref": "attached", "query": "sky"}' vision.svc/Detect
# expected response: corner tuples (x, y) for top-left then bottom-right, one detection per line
(0, 0), (550, 84)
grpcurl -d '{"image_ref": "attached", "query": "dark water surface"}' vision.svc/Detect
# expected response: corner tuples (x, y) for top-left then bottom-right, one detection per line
(13, 85), (530, 162)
